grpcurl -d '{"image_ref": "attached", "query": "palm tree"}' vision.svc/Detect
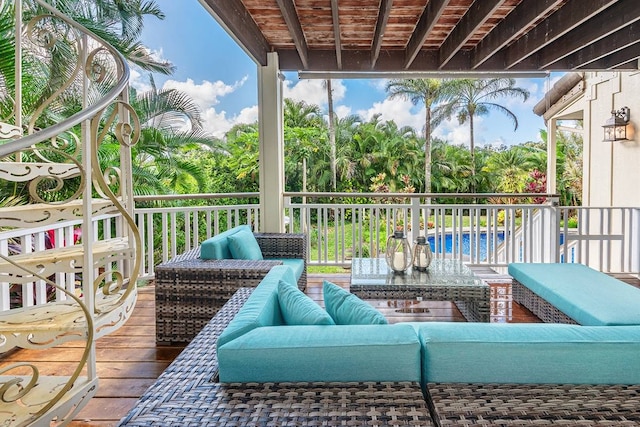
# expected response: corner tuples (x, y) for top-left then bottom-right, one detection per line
(283, 99), (326, 191)
(430, 139), (473, 195)
(323, 79), (337, 190)
(442, 78), (529, 185)
(98, 76), (213, 195)
(0, 0), (174, 125)
(385, 78), (453, 193)
(39, 0), (174, 74)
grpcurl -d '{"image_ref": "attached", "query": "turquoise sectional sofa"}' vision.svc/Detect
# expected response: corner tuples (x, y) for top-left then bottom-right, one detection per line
(217, 263), (640, 386)
(217, 266), (422, 383)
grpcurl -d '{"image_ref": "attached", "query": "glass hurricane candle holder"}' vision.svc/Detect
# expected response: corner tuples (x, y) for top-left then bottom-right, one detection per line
(385, 230), (413, 274)
(412, 235), (432, 271)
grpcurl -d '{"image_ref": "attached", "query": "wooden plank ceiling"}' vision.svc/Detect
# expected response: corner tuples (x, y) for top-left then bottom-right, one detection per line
(201, 0), (640, 73)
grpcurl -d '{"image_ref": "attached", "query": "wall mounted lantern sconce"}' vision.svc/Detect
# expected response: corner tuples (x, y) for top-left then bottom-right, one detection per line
(602, 106), (630, 141)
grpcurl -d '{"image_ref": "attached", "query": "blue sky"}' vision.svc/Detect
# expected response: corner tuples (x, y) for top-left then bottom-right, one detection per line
(138, 0), (556, 146)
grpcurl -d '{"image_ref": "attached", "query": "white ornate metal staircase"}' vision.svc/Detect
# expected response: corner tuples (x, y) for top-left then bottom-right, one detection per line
(0, 0), (140, 425)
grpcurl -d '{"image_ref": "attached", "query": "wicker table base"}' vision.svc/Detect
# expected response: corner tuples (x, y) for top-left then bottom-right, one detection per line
(350, 258), (490, 322)
(426, 382), (640, 426)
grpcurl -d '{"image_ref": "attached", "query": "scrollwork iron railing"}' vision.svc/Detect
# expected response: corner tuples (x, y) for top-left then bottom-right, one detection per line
(0, 0), (141, 424)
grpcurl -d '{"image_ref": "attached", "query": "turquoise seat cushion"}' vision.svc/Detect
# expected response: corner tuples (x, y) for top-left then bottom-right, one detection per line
(218, 323), (421, 382)
(509, 263), (640, 325)
(278, 280), (334, 325)
(271, 258), (304, 281)
(323, 280), (387, 325)
(227, 227), (264, 260)
(217, 265), (296, 348)
(414, 322), (640, 385)
(200, 225), (251, 260)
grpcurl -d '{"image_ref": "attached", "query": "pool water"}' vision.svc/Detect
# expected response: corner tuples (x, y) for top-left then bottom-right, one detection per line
(428, 232), (505, 261)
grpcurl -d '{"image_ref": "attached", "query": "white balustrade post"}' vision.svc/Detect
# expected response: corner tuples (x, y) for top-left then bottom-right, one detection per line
(542, 196), (560, 263)
(411, 197), (421, 242)
(633, 208), (640, 278)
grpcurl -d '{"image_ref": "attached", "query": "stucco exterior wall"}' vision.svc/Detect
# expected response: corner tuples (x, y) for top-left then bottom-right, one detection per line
(583, 72), (640, 207)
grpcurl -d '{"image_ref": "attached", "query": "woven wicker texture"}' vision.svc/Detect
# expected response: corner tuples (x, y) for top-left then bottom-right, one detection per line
(426, 383), (640, 426)
(512, 279), (578, 324)
(155, 233), (307, 344)
(120, 287), (433, 426)
(125, 381), (433, 427)
(352, 285), (489, 322)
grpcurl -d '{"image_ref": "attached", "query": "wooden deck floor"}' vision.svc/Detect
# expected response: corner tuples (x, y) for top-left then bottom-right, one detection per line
(3, 270), (639, 425)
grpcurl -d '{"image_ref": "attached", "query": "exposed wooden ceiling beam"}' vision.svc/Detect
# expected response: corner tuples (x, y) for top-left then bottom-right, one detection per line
(199, 0), (269, 66)
(471, 0), (564, 69)
(371, 0), (393, 69)
(404, 0), (449, 69)
(501, 0), (619, 69)
(329, 0), (342, 70)
(535, 0), (640, 69)
(275, 0), (309, 69)
(584, 43), (640, 70)
(438, 0), (503, 68)
(278, 49), (440, 72)
(543, 20), (640, 69)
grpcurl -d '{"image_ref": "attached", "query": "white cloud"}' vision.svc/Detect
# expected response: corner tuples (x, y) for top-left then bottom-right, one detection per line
(129, 67), (152, 92)
(235, 106), (259, 125)
(163, 77), (247, 111)
(433, 116), (486, 147)
(200, 108), (233, 139)
(283, 79), (346, 107)
(356, 98), (424, 135)
(142, 77), (255, 139)
(198, 105), (259, 139)
(148, 47), (168, 65)
(335, 105), (353, 119)
(371, 78), (389, 92)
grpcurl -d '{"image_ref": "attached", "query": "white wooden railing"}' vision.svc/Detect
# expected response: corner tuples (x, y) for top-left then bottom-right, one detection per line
(0, 213), (123, 310)
(134, 193), (260, 277)
(130, 192), (640, 280)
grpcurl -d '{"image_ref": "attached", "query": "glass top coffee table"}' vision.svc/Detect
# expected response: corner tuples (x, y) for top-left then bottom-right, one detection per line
(350, 257), (490, 322)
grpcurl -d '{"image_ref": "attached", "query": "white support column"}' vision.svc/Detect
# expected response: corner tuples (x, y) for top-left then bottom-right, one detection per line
(258, 52), (285, 232)
(547, 118), (557, 194)
(544, 119), (559, 263)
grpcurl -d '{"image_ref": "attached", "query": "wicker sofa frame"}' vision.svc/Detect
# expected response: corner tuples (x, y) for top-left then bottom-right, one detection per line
(512, 278), (579, 324)
(119, 288), (434, 427)
(121, 286), (640, 426)
(155, 232), (307, 345)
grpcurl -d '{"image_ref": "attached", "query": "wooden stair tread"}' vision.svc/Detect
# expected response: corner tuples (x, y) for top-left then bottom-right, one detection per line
(0, 288), (138, 350)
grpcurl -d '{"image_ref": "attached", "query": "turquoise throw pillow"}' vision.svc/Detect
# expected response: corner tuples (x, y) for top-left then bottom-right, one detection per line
(323, 280), (388, 325)
(278, 280), (334, 325)
(227, 228), (264, 260)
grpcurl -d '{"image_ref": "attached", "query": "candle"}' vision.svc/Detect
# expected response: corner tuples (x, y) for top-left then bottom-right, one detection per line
(393, 252), (405, 270)
(419, 253), (427, 266)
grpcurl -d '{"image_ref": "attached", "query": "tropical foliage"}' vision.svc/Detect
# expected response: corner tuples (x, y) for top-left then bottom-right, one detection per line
(1, 1), (583, 209)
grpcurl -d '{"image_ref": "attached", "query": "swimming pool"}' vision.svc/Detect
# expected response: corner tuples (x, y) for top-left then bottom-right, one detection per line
(428, 231), (505, 261)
